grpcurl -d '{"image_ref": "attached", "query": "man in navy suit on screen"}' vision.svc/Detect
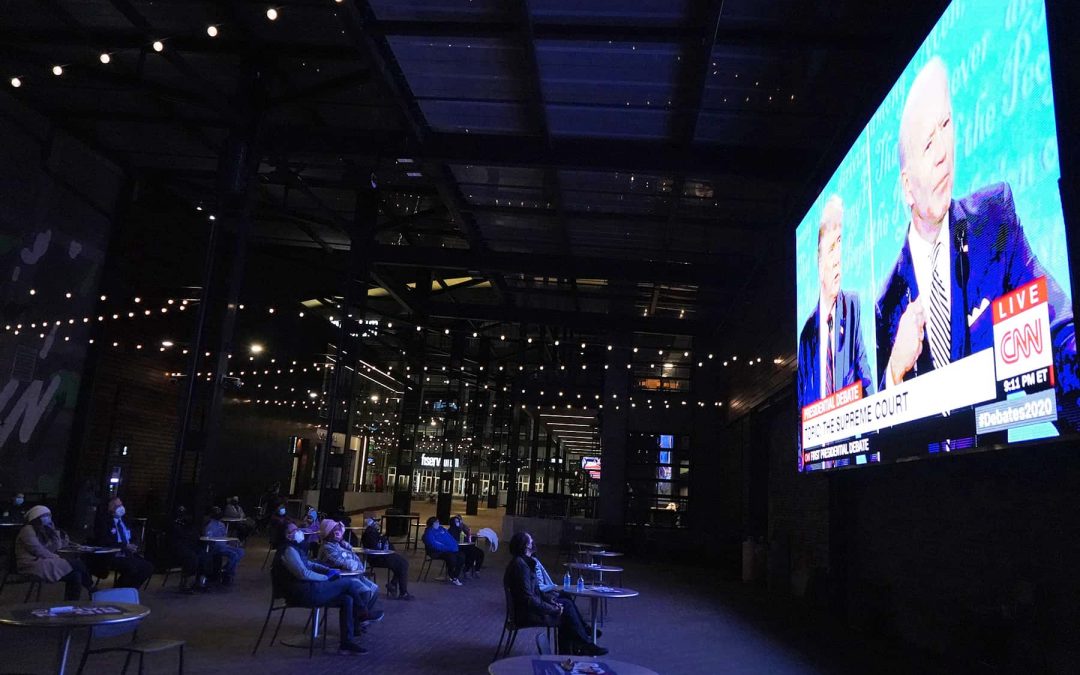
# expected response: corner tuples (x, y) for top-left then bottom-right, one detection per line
(875, 57), (1078, 426)
(797, 195), (874, 411)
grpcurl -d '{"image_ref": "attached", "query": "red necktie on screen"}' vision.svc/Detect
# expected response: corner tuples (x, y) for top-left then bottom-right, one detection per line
(825, 313), (835, 396)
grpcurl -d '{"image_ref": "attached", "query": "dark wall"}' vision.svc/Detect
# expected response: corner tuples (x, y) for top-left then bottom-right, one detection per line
(0, 94), (123, 499)
(754, 385), (1080, 670)
(213, 398), (319, 508)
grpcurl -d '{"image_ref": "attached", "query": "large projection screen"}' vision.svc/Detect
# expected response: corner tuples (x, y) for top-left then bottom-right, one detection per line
(795, 0), (1076, 472)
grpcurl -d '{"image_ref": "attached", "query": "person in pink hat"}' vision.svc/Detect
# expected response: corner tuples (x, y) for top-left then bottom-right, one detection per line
(16, 505), (93, 600)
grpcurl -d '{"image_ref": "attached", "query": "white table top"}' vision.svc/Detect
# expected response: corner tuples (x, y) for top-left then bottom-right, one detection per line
(560, 585), (639, 600)
(489, 654), (658, 675)
(566, 562), (623, 573)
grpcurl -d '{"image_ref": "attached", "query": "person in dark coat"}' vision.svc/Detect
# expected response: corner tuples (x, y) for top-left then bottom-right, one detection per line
(359, 516), (413, 600)
(90, 497), (154, 588)
(503, 531), (605, 656)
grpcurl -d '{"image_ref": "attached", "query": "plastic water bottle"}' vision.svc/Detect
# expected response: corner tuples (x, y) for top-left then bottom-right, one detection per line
(458, 530), (465, 544)
(576, 575), (585, 592)
(563, 571), (571, 590)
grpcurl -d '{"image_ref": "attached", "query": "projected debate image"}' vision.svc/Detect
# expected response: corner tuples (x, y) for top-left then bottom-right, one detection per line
(794, 0), (1077, 472)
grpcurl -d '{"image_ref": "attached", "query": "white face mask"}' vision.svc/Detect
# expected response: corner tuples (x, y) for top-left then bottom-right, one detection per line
(278, 508), (286, 516)
(13, 497), (24, 506)
(291, 530), (306, 544)
(113, 506), (126, 518)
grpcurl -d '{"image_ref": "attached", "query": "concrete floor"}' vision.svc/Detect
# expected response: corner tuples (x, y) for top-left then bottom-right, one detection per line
(0, 500), (947, 674)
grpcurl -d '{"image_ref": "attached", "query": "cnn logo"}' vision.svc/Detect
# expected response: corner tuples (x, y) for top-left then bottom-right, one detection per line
(1000, 321), (1044, 364)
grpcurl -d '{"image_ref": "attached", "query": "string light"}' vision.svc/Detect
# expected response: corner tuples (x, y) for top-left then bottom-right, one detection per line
(10, 77), (21, 88)
(99, 53), (111, 64)
(52, 65), (63, 76)
(266, 7), (279, 20)
(206, 25), (219, 37)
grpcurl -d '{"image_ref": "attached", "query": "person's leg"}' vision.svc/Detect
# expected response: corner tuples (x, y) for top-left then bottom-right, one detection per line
(61, 569), (83, 600)
(68, 559), (94, 594)
(110, 556), (140, 588)
(436, 552), (461, 581)
(307, 582), (357, 648)
(556, 597), (593, 646)
(389, 554), (410, 595)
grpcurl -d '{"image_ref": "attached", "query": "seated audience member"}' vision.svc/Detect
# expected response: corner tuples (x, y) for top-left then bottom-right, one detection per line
(273, 522), (382, 655)
(303, 504), (320, 531)
(447, 514), (484, 578)
(167, 506), (212, 593)
(203, 506), (244, 585)
(359, 516), (413, 600)
(16, 505), (93, 600)
(268, 500), (291, 549)
(222, 496), (256, 542)
(505, 531), (606, 656)
(91, 497), (154, 588)
(317, 520), (381, 614)
(421, 517), (465, 586)
(1, 492), (27, 523)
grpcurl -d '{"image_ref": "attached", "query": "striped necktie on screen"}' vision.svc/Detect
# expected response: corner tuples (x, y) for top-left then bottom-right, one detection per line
(825, 314), (835, 395)
(928, 240), (951, 369)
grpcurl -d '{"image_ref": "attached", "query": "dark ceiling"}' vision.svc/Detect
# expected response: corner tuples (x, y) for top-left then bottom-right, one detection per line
(0, 0), (952, 426)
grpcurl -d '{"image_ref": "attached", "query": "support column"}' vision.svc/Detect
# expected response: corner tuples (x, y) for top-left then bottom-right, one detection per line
(392, 334), (425, 516)
(504, 403), (524, 516)
(465, 338), (491, 515)
(599, 334), (631, 535)
(169, 62), (267, 517)
(316, 190), (378, 514)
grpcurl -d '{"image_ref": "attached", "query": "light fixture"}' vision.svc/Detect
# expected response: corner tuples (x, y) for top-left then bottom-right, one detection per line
(161, 340), (174, 347)
(52, 65), (63, 76)
(266, 7), (279, 20)
(10, 77), (21, 88)
(152, 40), (164, 52)
(99, 53), (111, 64)
(206, 25), (219, 37)
(250, 343), (265, 354)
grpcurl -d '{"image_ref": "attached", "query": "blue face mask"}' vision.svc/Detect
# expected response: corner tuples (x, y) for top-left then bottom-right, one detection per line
(13, 498), (23, 506)
(278, 508), (286, 516)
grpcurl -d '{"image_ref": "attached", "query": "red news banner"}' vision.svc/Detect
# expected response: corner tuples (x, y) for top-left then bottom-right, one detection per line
(992, 277), (1055, 393)
(802, 382), (863, 424)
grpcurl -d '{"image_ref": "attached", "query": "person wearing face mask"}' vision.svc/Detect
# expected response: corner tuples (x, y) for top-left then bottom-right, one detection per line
(272, 522), (383, 655)
(222, 496), (255, 542)
(203, 506), (244, 586)
(359, 516), (413, 600)
(2, 492), (28, 523)
(317, 520), (382, 615)
(91, 497), (154, 588)
(421, 517), (465, 586)
(16, 505), (94, 600)
(447, 515), (484, 579)
(269, 500), (291, 549)
(504, 531), (606, 656)
(167, 506), (212, 593)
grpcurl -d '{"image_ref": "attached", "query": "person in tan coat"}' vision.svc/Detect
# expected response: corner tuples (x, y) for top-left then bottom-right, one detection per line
(16, 505), (93, 600)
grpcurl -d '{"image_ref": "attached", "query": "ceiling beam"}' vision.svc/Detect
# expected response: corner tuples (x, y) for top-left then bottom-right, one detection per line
(264, 128), (815, 181)
(419, 302), (701, 337)
(368, 18), (888, 51)
(367, 244), (736, 286)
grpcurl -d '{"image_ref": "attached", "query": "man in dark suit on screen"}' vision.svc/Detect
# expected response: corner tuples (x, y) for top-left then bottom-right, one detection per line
(875, 57), (1078, 425)
(797, 195), (874, 411)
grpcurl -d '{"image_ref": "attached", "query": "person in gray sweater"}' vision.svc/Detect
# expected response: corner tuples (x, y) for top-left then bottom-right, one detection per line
(272, 522), (383, 655)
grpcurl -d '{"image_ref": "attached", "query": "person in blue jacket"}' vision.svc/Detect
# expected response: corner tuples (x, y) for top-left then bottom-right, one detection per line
(421, 516), (465, 586)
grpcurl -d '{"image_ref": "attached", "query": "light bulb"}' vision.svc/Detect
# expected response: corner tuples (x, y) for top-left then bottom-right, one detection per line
(99, 53), (111, 64)
(207, 25), (219, 37)
(10, 77), (21, 88)
(152, 41), (164, 52)
(266, 7), (279, 20)
(52, 65), (63, 76)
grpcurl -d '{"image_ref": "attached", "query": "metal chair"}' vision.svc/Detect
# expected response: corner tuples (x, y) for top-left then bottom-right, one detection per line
(0, 536), (43, 602)
(536, 631), (554, 655)
(416, 546), (447, 582)
(493, 587), (558, 661)
(251, 573), (333, 658)
(75, 587), (185, 675)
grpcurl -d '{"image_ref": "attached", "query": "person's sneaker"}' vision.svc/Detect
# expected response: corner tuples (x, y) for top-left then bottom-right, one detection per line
(398, 592), (415, 601)
(450, 578), (463, 587)
(339, 641), (368, 655)
(358, 609), (385, 627)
